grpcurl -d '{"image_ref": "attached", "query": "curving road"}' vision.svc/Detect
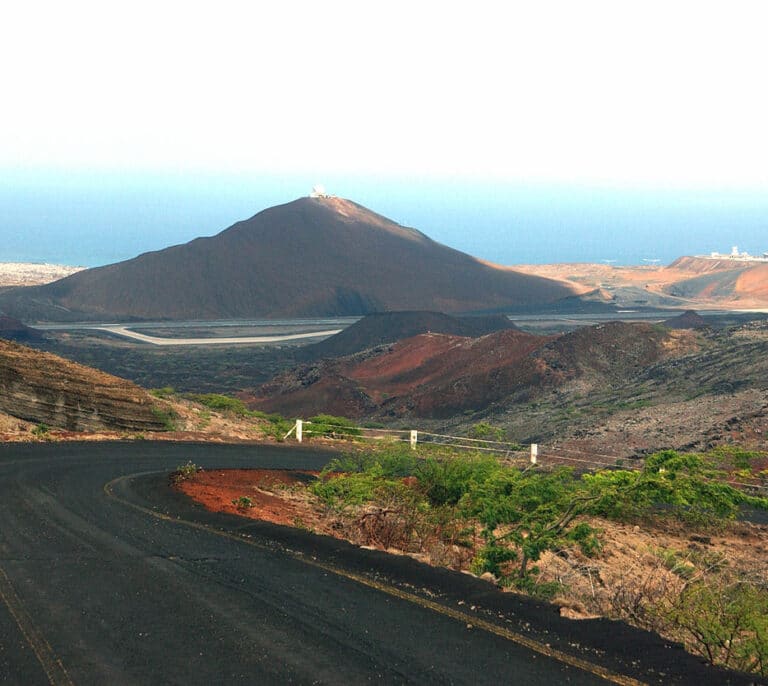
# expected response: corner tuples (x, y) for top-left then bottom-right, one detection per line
(0, 442), (752, 685)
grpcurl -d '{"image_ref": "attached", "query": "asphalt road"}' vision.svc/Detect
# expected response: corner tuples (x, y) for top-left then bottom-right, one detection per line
(0, 442), (756, 685)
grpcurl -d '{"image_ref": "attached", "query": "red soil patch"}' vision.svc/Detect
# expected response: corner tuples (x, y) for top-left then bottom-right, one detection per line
(176, 469), (322, 527)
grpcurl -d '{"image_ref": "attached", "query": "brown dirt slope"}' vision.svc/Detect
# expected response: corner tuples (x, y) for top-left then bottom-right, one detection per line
(0, 197), (575, 321)
(0, 339), (169, 432)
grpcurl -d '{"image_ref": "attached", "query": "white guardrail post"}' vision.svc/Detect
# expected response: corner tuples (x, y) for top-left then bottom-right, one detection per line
(296, 419), (303, 443)
(530, 443), (538, 464)
(410, 430), (418, 449)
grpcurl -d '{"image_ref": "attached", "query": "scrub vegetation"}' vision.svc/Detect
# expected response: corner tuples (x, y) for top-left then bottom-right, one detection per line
(307, 445), (768, 675)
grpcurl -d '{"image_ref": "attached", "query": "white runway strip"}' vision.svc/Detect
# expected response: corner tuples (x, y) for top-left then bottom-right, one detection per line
(97, 326), (343, 346)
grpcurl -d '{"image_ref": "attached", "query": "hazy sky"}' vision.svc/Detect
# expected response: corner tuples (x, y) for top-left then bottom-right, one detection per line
(2, 1), (767, 265)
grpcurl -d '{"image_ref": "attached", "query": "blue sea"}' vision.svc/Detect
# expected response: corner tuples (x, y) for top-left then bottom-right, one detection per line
(2, 169), (767, 268)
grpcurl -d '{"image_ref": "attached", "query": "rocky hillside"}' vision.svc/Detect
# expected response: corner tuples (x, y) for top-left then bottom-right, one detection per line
(247, 322), (691, 420)
(247, 318), (768, 458)
(0, 197), (574, 321)
(0, 339), (170, 432)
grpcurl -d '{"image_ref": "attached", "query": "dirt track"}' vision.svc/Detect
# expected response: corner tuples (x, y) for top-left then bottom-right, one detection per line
(0, 442), (755, 685)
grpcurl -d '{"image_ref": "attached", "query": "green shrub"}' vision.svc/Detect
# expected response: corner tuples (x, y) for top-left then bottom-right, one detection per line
(323, 445), (419, 478)
(31, 423), (50, 437)
(584, 449), (768, 525)
(185, 393), (252, 416)
(416, 454), (503, 506)
(467, 422), (505, 442)
(253, 413), (293, 441)
(311, 470), (384, 511)
(470, 541), (517, 577)
(173, 461), (199, 482)
(568, 521), (602, 557)
(305, 414), (361, 440)
(150, 386), (176, 399)
(232, 495), (254, 510)
(463, 467), (594, 580)
(151, 405), (178, 431)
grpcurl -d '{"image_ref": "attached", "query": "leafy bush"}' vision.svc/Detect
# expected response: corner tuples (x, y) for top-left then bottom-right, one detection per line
(151, 405), (178, 431)
(464, 467), (599, 579)
(584, 450), (768, 526)
(415, 454), (503, 506)
(470, 541), (517, 577)
(232, 495), (254, 510)
(467, 422), (506, 442)
(311, 469), (389, 511)
(173, 461), (199, 482)
(31, 423), (50, 437)
(323, 445), (419, 478)
(265, 417), (295, 442)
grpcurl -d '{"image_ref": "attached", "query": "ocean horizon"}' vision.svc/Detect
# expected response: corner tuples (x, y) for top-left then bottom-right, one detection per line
(2, 170), (767, 268)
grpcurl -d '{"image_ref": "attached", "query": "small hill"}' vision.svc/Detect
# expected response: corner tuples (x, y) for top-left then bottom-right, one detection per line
(0, 197), (574, 321)
(663, 310), (709, 329)
(662, 258), (768, 305)
(301, 311), (519, 360)
(250, 329), (546, 419)
(0, 339), (169, 432)
(734, 263), (768, 300)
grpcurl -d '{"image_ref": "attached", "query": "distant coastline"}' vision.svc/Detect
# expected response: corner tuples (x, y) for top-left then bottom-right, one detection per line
(0, 262), (84, 287)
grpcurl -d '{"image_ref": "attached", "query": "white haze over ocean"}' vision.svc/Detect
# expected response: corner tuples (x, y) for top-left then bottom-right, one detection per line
(2, 2), (767, 267)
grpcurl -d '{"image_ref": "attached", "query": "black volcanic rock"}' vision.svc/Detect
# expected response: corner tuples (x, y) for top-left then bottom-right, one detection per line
(0, 197), (574, 321)
(0, 314), (42, 342)
(301, 311), (519, 360)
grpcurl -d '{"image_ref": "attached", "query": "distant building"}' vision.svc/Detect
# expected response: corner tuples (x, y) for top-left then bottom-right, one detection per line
(703, 246), (768, 262)
(309, 184), (330, 198)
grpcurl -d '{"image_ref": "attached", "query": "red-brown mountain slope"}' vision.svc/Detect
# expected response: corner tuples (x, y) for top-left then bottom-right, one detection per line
(248, 322), (689, 420)
(0, 197), (575, 321)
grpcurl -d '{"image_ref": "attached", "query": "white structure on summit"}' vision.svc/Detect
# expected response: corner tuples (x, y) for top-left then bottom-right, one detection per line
(309, 184), (330, 198)
(700, 245), (768, 262)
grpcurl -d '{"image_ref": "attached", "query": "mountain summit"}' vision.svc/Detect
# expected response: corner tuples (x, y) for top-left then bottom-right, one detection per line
(2, 196), (574, 320)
